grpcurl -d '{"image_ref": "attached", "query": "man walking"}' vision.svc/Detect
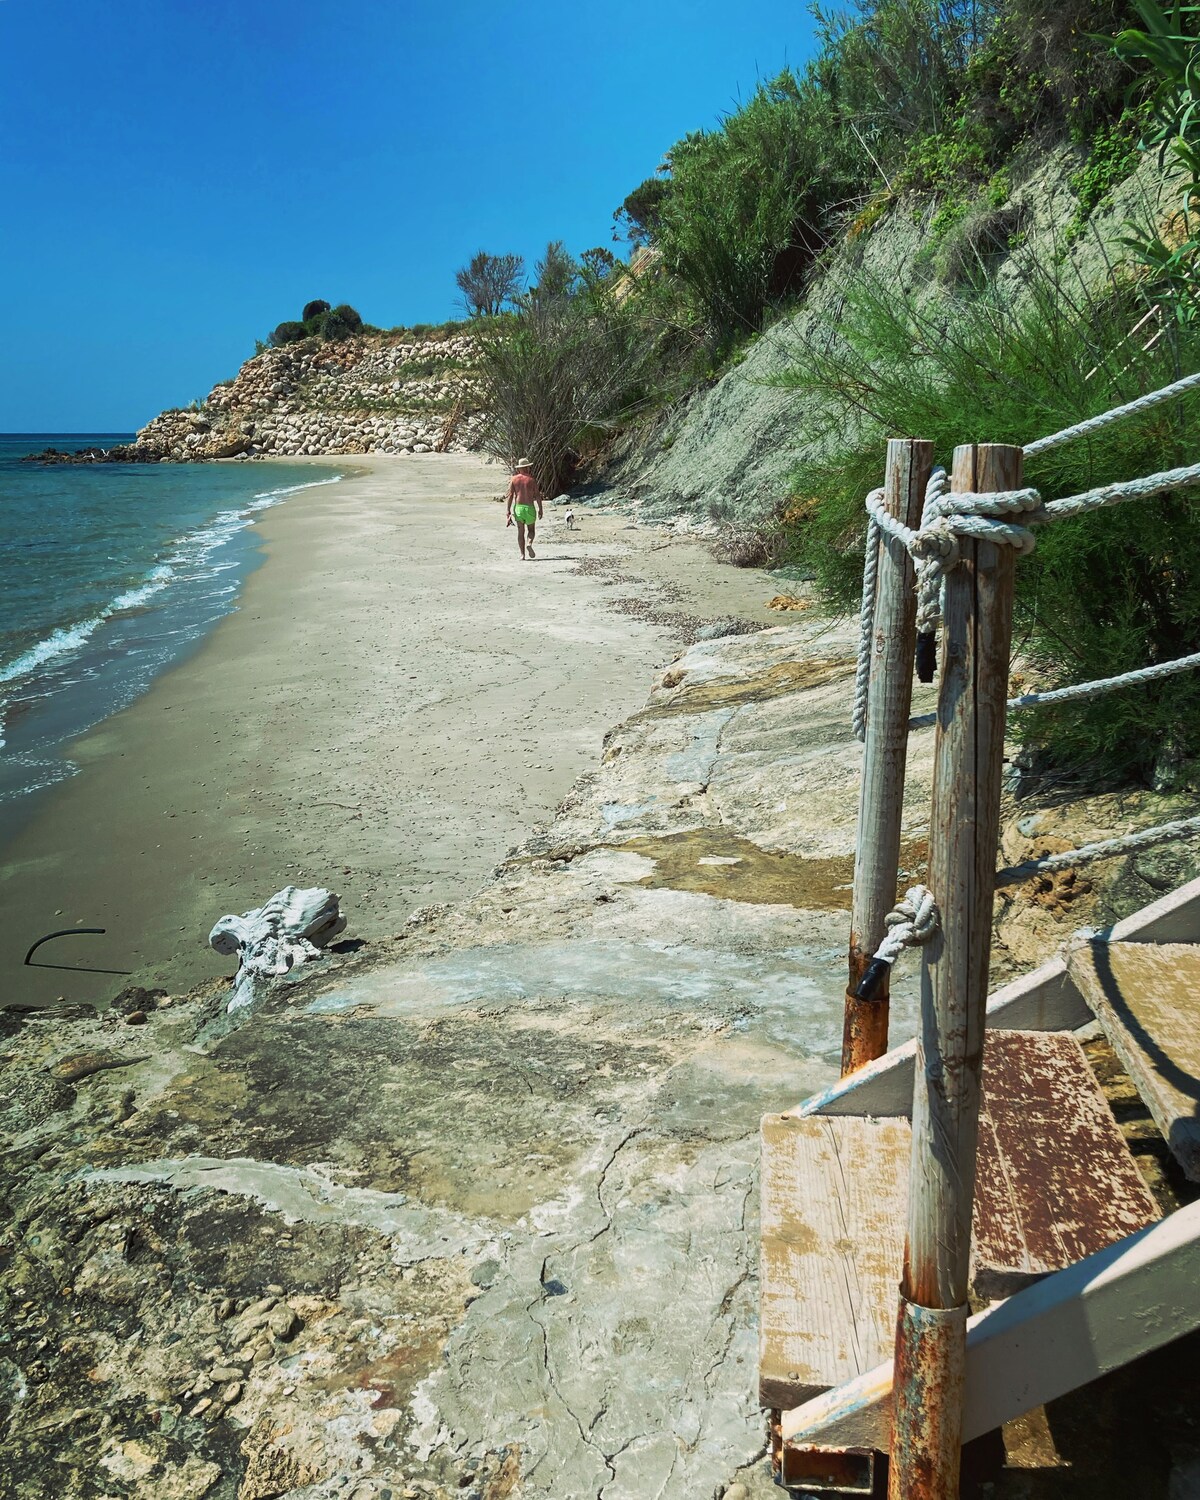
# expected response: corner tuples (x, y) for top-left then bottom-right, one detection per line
(505, 457), (544, 560)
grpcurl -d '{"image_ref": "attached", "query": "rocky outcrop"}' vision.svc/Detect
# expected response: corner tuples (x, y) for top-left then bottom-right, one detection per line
(4, 620), (1198, 1498)
(26, 329), (486, 465)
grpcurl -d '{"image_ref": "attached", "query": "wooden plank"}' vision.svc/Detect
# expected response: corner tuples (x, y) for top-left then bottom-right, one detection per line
(844, 437), (933, 1073)
(780, 1199), (1200, 1459)
(761, 1035), (1158, 1412)
(759, 1113), (911, 1410)
(972, 1031), (1161, 1300)
(1068, 939), (1200, 1180)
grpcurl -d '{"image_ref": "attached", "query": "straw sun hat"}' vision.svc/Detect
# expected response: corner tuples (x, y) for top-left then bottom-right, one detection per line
(516, 456), (532, 467)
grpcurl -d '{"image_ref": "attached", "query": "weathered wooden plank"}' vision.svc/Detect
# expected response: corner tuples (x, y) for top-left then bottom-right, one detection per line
(1068, 939), (1200, 1181)
(844, 438), (933, 1073)
(972, 1031), (1161, 1299)
(761, 1033), (1159, 1414)
(798, 873), (1200, 1122)
(779, 1199), (1200, 1461)
(759, 1113), (912, 1410)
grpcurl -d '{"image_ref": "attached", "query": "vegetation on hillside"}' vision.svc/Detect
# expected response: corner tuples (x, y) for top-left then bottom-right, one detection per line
(464, 0), (1200, 786)
(269, 299), (365, 346)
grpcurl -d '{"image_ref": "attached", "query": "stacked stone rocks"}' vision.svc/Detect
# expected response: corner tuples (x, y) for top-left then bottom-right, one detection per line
(39, 330), (486, 464)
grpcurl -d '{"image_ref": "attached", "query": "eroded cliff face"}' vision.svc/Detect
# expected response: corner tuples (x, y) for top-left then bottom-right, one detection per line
(37, 329), (486, 464)
(599, 144), (1176, 525)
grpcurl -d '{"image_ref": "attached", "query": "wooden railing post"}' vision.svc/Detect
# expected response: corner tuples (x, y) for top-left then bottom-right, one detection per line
(888, 443), (1021, 1500)
(843, 438), (934, 1075)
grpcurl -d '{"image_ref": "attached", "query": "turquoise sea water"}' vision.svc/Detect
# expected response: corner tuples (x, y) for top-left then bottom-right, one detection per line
(0, 436), (345, 838)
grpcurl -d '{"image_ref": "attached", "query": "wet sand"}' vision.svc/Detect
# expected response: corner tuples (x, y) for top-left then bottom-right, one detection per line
(1, 453), (781, 1007)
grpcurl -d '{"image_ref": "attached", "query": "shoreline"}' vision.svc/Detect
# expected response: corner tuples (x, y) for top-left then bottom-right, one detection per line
(2, 452), (781, 1008)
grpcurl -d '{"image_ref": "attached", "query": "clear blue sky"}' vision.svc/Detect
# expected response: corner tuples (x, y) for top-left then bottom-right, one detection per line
(0, 0), (819, 431)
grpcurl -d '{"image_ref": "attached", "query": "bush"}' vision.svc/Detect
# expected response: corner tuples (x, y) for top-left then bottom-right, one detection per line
(270, 320), (307, 346)
(330, 303), (363, 332)
(777, 252), (1200, 783)
(302, 299), (331, 322)
(651, 72), (860, 347)
(475, 264), (698, 493)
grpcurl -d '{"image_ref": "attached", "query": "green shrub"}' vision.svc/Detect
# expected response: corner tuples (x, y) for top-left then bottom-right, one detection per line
(331, 303), (364, 332)
(651, 72), (860, 347)
(270, 320), (307, 346)
(778, 254), (1200, 783)
(302, 299), (331, 322)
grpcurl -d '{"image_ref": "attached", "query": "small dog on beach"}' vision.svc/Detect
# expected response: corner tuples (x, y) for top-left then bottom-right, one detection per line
(564, 510), (577, 531)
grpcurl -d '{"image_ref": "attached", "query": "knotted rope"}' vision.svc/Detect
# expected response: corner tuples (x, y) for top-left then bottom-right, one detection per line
(854, 885), (941, 1001)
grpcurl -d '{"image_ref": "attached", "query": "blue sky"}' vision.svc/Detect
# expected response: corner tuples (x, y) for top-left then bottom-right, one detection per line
(0, 0), (819, 430)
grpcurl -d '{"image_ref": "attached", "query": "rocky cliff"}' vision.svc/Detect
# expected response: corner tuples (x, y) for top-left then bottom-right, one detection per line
(35, 328), (486, 464)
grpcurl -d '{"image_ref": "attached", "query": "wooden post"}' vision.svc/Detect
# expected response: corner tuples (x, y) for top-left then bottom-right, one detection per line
(888, 443), (1021, 1500)
(842, 438), (934, 1075)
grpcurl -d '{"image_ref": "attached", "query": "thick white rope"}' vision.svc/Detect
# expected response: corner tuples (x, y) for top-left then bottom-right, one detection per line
(855, 457), (1200, 733)
(1025, 370), (1200, 458)
(1041, 461), (1200, 520)
(995, 815), (1200, 887)
(872, 885), (940, 967)
(852, 492), (885, 742)
(908, 646), (1200, 730)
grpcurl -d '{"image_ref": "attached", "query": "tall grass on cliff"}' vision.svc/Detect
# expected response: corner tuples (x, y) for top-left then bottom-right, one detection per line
(780, 256), (1200, 785)
(474, 247), (697, 495)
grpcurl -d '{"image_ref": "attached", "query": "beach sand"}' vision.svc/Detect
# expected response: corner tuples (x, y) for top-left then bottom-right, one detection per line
(2, 453), (782, 1007)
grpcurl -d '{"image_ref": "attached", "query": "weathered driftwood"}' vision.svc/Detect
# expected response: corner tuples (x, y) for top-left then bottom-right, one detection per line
(209, 885), (346, 1011)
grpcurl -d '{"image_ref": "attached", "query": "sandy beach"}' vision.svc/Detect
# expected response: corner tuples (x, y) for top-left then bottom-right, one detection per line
(2, 452), (780, 1007)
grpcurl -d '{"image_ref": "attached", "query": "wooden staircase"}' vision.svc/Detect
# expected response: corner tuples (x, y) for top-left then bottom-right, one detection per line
(761, 878), (1200, 1494)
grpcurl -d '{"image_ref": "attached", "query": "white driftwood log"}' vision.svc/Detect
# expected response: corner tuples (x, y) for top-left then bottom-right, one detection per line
(210, 885), (346, 1011)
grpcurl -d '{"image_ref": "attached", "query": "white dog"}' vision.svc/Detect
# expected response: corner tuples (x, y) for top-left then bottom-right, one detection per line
(564, 509), (577, 531)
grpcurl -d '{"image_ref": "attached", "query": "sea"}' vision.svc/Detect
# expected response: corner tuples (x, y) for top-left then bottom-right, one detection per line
(0, 435), (346, 842)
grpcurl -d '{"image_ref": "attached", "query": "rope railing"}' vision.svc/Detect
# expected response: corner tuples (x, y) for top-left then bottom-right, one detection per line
(850, 389), (1200, 940)
(995, 814), (1200, 887)
(1024, 369), (1200, 457)
(854, 448), (1200, 734)
(907, 647), (1200, 731)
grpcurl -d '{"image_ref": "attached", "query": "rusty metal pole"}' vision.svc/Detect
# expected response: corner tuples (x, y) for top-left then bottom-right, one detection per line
(842, 438), (933, 1075)
(888, 443), (1021, 1499)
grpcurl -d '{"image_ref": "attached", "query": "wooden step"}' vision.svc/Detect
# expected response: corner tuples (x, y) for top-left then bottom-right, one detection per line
(760, 1030), (1160, 1410)
(970, 1029), (1160, 1299)
(1068, 938), (1200, 1181)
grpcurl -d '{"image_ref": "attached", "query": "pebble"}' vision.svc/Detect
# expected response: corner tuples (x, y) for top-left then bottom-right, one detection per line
(221, 1381), (243, 1405)
(210, 1364), (242, 1382)
(267, 1303), (301, 1340)
(216, 1297), (236, 1321)
(723, 1486), (748, 1500)
(188, 1397), (212, 1418)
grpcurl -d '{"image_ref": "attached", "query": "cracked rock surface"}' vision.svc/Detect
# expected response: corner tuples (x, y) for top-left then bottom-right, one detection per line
(2, 620), (935, 1498)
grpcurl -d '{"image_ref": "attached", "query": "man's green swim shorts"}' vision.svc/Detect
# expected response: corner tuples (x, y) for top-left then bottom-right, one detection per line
(513, 503), (537, 526)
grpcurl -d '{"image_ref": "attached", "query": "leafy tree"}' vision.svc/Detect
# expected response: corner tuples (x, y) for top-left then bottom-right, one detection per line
(317, 308), (353, 341)
(528, 241), (579, 305)
(455, 251), (525, 317)
(613, 176), (670, 245)
(581, 246), (617, 281)
(653, 72), (859, 345)
(302, 299), (331, 322)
